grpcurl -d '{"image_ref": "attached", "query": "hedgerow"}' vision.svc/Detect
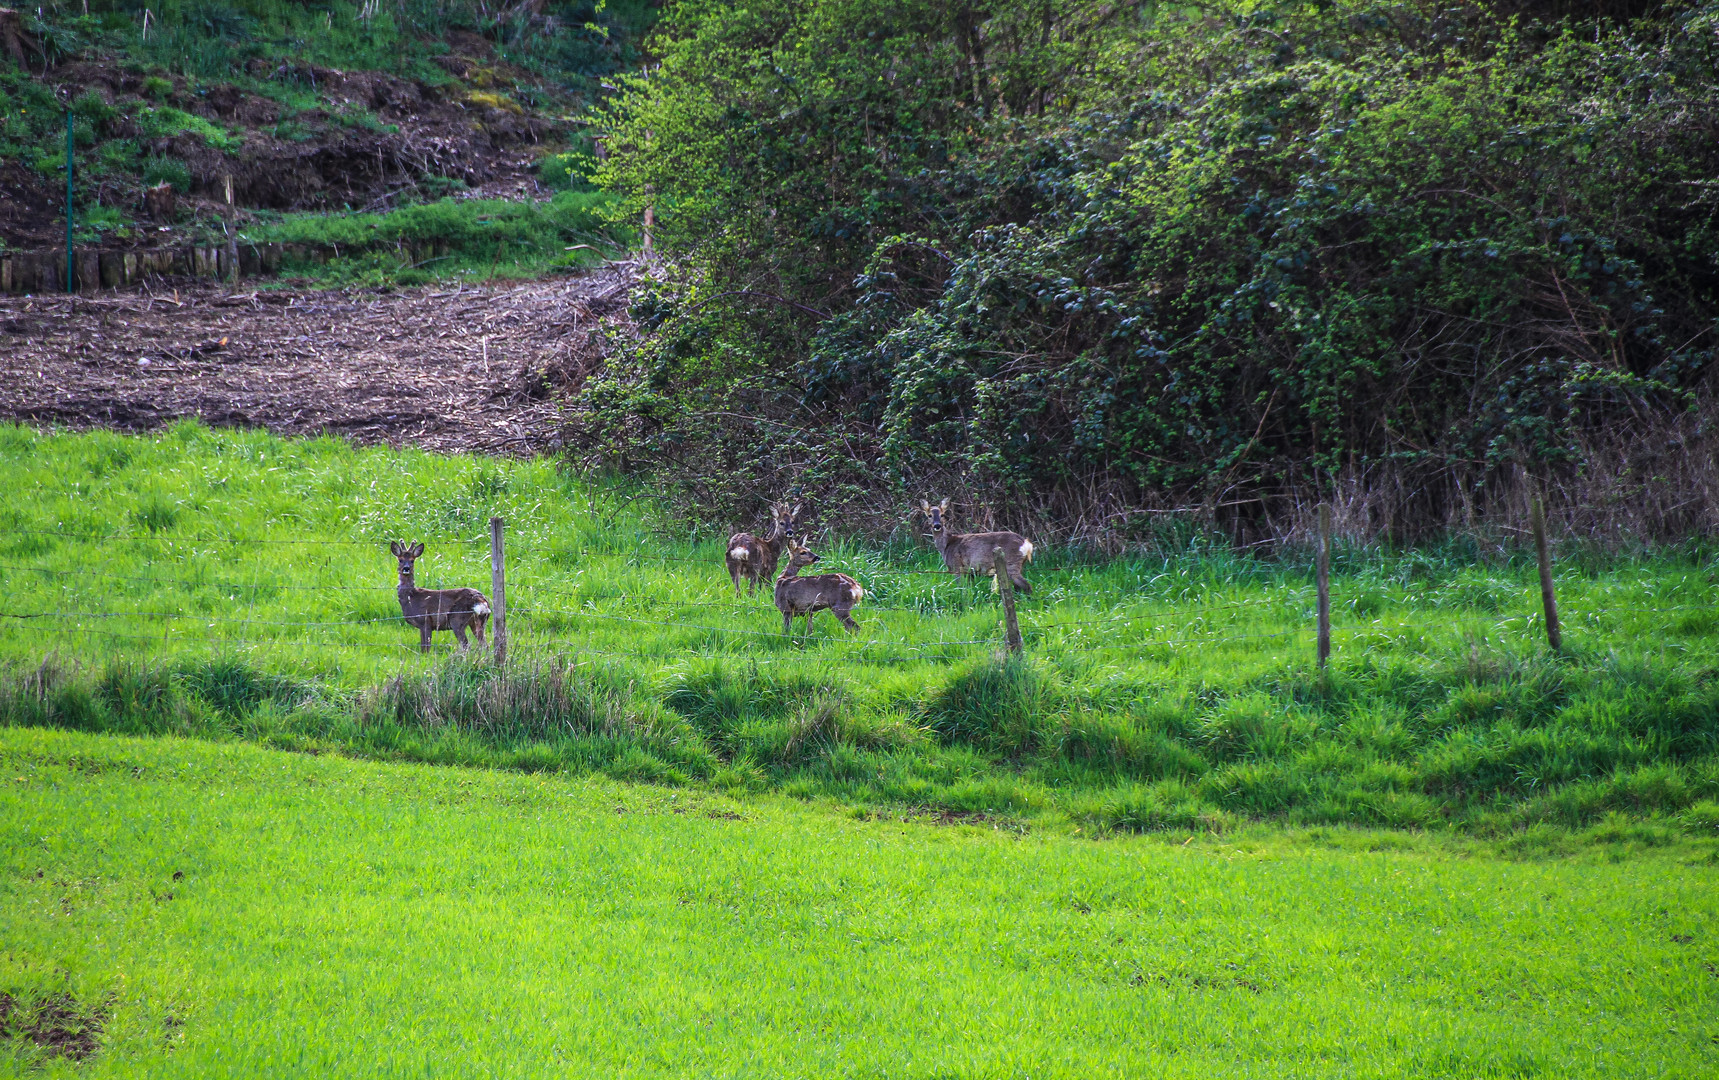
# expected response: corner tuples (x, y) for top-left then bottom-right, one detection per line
(583, 0), (1719, 544)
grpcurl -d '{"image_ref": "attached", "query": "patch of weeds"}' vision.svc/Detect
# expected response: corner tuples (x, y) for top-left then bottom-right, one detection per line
(1677, 799), (1719, 836)
(132, 495), (180, 533)
(142, 155), (193, 190)
(135, 105), (242, 151)
(271, 118), (317, 143)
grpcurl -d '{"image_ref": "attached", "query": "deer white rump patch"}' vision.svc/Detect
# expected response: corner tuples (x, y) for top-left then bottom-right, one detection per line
(471, 602), (492, 617)
(1019, 539), (1035, 561)
(729, 546), (752, 561)
(848, 582), (865, 602)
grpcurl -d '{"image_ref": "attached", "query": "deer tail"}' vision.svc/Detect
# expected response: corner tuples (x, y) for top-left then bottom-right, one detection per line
(729, 545), (751, 561)
(1019, 539), (1035, 562)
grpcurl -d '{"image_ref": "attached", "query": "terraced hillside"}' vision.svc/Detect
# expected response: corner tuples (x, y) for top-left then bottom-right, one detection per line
(1, 0), (649, 287)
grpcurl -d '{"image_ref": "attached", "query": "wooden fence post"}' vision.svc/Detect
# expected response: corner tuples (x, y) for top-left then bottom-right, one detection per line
(1530, 495), (1561, 653)
(490, 516), (508, 664)
(1316, 502), (1332, 670)
(994, 547), (1023, 656)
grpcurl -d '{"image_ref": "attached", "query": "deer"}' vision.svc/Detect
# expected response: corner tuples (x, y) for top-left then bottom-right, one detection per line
(773, 541), (865, 635)
(390, 541), (492, 653)
(920, 498), (1035, 595)
(726, 502), (799, 595)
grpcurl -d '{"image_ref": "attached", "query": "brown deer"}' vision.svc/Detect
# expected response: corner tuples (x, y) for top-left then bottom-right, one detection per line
(773, 541), (864, 635)
(391, 542), (492, 653)
(920, 498), (1035, 595)
(726, 502), (798, 595)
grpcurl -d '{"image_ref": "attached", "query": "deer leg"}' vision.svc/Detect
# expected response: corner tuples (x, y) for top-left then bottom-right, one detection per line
(783, 610), (794, 635)
(837, 607), (859, 632)
(473, 615), (486, 646)
(804, 612), (816, 636)
(732, 566), (744, 596)
(420, 624), (432, 654)
(453, 623), (470, 651)
(1012, 569), (1033, 595)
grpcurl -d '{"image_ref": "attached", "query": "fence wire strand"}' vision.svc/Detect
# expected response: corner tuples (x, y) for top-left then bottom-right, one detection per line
(3, 524), (1712, 669)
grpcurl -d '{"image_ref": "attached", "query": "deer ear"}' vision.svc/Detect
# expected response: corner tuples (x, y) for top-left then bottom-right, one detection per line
(791, 503), (802, 518)
(389, 541), (402, 557)
(919, 500), (930, 513)
(409, 542), (424, 558)
(939, 497), (950, 512)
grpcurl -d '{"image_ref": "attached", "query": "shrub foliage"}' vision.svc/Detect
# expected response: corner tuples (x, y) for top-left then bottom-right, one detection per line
(582, 0), (1719, 542)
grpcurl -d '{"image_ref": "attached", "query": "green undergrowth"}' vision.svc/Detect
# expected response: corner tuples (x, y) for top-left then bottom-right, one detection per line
(1, 422), (1716, 841)
(242, 191), (625, 287)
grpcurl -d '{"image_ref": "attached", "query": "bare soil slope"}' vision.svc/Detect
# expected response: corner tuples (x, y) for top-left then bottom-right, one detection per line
(0, 268), (630, 453)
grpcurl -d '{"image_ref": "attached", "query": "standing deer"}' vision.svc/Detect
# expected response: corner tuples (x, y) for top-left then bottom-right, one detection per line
(920, 498), (1035, 595)
(726, 502), (799, 595)
(390, 541), (492, 653)
(773, 541), (865, 635)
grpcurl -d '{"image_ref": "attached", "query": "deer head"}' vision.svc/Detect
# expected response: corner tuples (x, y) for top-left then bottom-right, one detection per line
(390, 541), (426, 580)
(920, 498), (951, 537)
(784, 542), (821, 571)
(769, 502), (802, 542)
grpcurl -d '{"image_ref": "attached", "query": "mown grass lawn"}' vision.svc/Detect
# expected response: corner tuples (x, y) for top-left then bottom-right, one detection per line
(2, 727), (1716, 1077)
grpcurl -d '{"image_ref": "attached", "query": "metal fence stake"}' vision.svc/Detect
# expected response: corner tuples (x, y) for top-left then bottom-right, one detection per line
(66, 109), (75, 293)
(490, 516), (508, 664)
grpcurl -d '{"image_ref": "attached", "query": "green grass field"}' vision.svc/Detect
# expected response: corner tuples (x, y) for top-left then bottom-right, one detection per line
(2, 726), (1716, 1077)
(1, 422), (1717, 839)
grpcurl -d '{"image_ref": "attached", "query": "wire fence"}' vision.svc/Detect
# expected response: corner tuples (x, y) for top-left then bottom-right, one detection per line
(2, 523), (1713, 671)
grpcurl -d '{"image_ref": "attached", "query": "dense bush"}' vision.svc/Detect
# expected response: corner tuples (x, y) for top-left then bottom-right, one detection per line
(582, 0), (1719, 544)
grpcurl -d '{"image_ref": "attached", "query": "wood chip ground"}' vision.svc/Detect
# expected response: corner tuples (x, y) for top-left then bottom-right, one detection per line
(0, 268), (633, 455)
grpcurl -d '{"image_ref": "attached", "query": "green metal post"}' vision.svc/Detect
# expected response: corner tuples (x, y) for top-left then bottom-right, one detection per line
(65, 109), (74, 293)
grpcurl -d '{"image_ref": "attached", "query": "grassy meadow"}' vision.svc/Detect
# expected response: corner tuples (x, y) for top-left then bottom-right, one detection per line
(0, 422), (1717, 839)
(2, 725), (1716, 1078)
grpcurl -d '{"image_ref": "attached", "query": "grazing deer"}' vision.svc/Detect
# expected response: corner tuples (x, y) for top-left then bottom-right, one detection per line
(774, 541), (864, 635)
(390, 541), (492, 653)
(920, 498), (1035, 595)
(726, 502), (799, 595)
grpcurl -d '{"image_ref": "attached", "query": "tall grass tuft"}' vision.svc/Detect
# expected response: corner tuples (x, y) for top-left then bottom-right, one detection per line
(361, 656), (667, 743)
(924, 657), (1063, 755)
